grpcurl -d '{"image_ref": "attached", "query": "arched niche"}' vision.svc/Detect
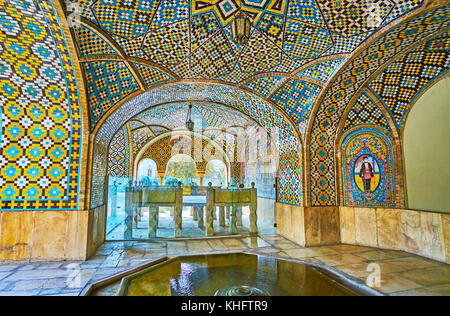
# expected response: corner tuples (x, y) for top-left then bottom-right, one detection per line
(164, 154), (199, 186)
(204, 160), (228, 187)
(403, 77), (450, 213)
(90, 82), (304, 209)
(136, 158), (158, 185)
(340, 128), (396, 208)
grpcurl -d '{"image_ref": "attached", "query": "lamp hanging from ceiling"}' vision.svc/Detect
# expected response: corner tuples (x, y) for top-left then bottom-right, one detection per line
(231, 4), (251, 46)
(186, 102), (194, 132)
(170, 102), (194, 147)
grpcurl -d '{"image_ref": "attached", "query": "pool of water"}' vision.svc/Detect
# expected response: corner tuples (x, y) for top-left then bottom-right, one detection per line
(115, 253), (358, 296)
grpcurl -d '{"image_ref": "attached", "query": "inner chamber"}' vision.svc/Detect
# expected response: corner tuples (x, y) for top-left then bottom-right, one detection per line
(105, 102), (278, 240)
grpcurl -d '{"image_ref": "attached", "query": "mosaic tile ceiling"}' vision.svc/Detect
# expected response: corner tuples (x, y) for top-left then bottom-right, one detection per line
(129, 101), (253, 131)
(68, 0), (427, 131)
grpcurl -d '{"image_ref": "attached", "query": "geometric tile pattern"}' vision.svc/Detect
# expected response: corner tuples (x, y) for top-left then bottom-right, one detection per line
(382, 0), (424, 26)
(131, 126), (154, 156)
(242, 75), (284, 97)
(283, 18), (333, 60)
(140, 136), (213, 171)
(257, 13), (285, 48)
(142, 19), (190, 65)
(270, 54), (304, 73)
(190, 11), (220, 51)
(287, 0), (326, 27)
(91, 139), (108, 208)
(369, 31), (450, 128)
(317, 0), (395, 37)
(133, 102), (252, 132)
(91, 0), (159, 39)
(296, 58), (345, 83)
(66, 0), (428, 132)
(132, 63), (174, 89)
(72, 24), (118, 57)
(309, 7), (450, 206)
(150, 125), (170, 136)
(83, 60), (139, 128)
(278, 146), (302, 205)
(129, 120), (145, 130)
(342, 91), (392, 134)
(271, 79), (322, 136)
(341, 129), (396, 207)
(321, 31), (375, 56)
(240, 29), (283, 73)
(108, 125), (130, 178)
(0, 0), (82, 210)
(150, 0), (189, 29)
(111, 34), (146, 58)
(190, 31), (236, 78)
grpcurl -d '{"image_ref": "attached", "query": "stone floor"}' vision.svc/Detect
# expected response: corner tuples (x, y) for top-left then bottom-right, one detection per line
(0, 235), (449, 296)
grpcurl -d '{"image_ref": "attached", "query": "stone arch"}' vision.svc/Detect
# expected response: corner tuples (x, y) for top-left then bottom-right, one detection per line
(134, 131), (231, 185)
(89, 83), (305, 208)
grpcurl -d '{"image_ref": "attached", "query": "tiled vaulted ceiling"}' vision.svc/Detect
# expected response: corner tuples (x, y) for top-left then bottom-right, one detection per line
(67, 0), (426, 132)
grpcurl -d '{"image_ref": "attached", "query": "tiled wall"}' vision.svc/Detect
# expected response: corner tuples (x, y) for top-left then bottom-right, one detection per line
(0, 0), (83, 211)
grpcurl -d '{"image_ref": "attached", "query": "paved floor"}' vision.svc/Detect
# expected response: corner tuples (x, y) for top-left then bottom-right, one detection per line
(0, 235), (449, 296)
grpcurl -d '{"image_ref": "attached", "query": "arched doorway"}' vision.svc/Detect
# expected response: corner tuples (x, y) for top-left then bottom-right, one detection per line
(164, 154), (199, 186)
(136, 158), (158, 185)
(204, 160), (227, 187)
(404, 77), (450, 213)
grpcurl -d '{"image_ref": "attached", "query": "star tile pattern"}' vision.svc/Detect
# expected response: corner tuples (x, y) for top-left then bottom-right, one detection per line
(342, 91), (392, 134)
(369, 31), (450, 128)
(83, 60), (139, 128)
(271, 79), (322, 136)
(0, 0), (82, 210)
(309, 7), (450, 206)
(72, 24), (118, 57)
